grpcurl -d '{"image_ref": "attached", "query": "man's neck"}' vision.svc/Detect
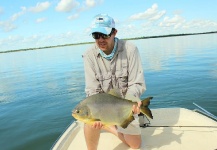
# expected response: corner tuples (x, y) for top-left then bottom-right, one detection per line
(104, 40), (115, 55)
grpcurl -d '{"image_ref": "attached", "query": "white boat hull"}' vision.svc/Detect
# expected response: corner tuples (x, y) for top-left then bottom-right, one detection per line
(52, 108), (217, 150)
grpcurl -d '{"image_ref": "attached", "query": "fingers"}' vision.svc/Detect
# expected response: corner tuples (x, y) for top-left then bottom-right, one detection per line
(132, 101), (141, 114)
(92, 121), (103, 129)
(138, 101), (142, 107)
(135, 105), (140, 114)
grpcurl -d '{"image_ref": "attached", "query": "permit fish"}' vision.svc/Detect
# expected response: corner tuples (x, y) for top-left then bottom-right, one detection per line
(72, 89), (153, 128)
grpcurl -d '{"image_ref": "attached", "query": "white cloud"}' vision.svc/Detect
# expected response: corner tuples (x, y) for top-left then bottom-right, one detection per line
(78, 0), (102, 12)
(36, 17), (47, 23)
(9, 2), (50, 22)
(0, 7), (26, 32)
(129, 3), (166, 21)
(67, 13), (79, 20)
(0, 35), (24, 50)
(10, 7), (27, 21)
(181, 20), (217, 34)
(55, 0), (79, 12)
(0, 21), (17, 32)
(85, 0), (96, 7)
(23, 34), (40, 43)
(29, 1), (51, 13)
(159, 15), (185, 29)
(0, 2), (50, 33)
(149, 10), (166, 21)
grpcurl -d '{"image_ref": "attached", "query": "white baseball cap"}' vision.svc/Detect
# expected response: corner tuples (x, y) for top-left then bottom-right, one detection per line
(91, 14), (115, 35)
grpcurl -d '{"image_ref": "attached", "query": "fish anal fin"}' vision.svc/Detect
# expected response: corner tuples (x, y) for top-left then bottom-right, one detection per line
(120, 114), (135, 129)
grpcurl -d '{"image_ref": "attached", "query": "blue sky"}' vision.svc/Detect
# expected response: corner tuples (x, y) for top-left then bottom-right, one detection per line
(0, 0), (217, 51)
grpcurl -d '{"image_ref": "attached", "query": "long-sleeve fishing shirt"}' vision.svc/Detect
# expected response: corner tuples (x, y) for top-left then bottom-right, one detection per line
(83, 39), (146, 98)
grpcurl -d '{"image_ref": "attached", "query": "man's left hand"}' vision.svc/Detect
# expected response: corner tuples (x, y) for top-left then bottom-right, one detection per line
(132, 101), (142, 114)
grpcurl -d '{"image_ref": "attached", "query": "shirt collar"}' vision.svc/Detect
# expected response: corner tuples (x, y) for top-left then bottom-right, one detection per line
(96, 38), (123, 57)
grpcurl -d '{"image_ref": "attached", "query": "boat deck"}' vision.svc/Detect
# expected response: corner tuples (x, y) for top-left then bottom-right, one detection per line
(52, 108), (217, 150)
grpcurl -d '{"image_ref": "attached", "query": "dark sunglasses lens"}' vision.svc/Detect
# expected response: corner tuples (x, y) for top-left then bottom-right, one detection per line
(92, 33), (110, 39)
(92, 33), (99, 39)
(102, 34), (110, 39)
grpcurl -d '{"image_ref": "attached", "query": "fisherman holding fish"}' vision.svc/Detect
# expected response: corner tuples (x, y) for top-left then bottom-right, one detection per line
(79, 14), (150, 150)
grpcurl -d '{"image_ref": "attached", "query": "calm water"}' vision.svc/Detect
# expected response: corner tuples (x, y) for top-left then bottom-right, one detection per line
(0, 34), (217, 150)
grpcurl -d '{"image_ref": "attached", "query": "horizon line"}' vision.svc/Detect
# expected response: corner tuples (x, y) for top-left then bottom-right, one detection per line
(1, 31), (217, 54)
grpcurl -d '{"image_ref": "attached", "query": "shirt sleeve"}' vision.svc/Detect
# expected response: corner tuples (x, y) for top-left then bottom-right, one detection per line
(83, 52), (102, 97)
(126, 46), (146, 99)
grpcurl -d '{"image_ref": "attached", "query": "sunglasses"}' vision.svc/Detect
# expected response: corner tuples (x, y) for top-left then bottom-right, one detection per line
(92, 30), (114, 39)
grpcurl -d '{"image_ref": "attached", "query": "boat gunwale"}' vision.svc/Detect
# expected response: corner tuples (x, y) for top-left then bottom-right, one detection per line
(51, 107), (217, 150)
(51, 121), (80, 150)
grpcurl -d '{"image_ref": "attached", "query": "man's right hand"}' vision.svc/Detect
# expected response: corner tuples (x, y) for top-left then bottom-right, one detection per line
(92, 121), (103, 129)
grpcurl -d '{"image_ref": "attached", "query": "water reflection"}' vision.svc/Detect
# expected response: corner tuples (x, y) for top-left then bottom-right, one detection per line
(134, 34), (217, 72)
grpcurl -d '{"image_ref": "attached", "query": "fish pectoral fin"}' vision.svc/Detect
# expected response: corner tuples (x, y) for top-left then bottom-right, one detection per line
(86, 118), (101, 125)
(92, 118), (101, 121)
(83, 118), (101, 125)
(120, 115), (135, 129)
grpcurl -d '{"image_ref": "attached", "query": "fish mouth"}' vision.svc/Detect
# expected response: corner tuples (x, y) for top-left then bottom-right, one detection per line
(71, 111), (77, 118)
(72, 112), (82, 120)
(72, 112), (76, 117)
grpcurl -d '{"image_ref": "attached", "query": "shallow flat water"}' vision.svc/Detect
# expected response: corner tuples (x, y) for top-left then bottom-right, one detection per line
(0, 34), (217, 150)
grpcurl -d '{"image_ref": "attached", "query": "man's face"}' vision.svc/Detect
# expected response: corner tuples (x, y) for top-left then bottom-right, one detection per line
(94, 30), (117, 55)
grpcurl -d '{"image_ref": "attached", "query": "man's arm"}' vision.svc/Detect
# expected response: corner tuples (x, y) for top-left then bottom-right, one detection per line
(83, 53), (102, 97)
(125, 46), (146, 114)
(126, 47), (146, 99)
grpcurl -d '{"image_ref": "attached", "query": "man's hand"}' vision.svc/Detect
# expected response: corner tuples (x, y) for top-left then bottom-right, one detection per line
(92, 121), (103, 129)
(132, 101), (142, 114)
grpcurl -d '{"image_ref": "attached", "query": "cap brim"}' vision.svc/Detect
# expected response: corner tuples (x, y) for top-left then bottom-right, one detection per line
(91, 27), (112, 35)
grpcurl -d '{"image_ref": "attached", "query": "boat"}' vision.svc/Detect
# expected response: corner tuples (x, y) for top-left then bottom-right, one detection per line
(51, 103), (217, 150)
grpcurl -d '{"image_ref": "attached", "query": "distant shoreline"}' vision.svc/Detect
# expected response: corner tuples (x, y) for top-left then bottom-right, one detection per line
(1, 31), (217, 54)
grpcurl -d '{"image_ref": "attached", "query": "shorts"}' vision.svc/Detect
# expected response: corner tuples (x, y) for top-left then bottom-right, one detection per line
(117, 114), (141, 135)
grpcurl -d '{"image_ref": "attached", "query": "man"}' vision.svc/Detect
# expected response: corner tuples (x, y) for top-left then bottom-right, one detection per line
(82, 14), (146, 150)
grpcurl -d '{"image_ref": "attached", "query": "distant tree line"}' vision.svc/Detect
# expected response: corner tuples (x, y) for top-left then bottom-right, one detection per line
(1, 31), (217, 54)
(124, 31), (217, 40)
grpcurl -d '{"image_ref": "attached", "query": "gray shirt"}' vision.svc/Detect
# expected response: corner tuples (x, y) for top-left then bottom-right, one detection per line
(83, 39), (146, 98)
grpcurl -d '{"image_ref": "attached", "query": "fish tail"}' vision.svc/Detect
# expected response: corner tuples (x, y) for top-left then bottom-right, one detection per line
(140, 97), (153, 119)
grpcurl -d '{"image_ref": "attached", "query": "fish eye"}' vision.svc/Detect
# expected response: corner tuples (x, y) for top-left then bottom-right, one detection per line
(75, 110), (80, 113)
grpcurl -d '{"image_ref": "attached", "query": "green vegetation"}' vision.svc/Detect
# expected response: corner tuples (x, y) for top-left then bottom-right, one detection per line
(1, 31), (217, 54)
(0, 41), (94, 54)
(124, 31), (217, 40)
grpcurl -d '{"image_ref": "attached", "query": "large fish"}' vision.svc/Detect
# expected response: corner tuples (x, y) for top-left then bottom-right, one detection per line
(72, 90), (153, 128)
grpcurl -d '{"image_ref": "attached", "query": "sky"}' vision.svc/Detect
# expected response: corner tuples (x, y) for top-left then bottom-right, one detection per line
(0, 0), (217, 51)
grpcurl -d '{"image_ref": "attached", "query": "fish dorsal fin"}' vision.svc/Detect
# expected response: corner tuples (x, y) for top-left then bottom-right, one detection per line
(125, 93), (141, 102)
(108, 88), (122, 98)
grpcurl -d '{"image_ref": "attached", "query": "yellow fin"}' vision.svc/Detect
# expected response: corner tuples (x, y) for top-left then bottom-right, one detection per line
(83, 119), (100, 124)
(120, 114), (134, 128)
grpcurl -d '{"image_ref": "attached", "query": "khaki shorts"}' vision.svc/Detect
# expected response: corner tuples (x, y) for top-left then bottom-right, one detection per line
(117, 114), (141, 135)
